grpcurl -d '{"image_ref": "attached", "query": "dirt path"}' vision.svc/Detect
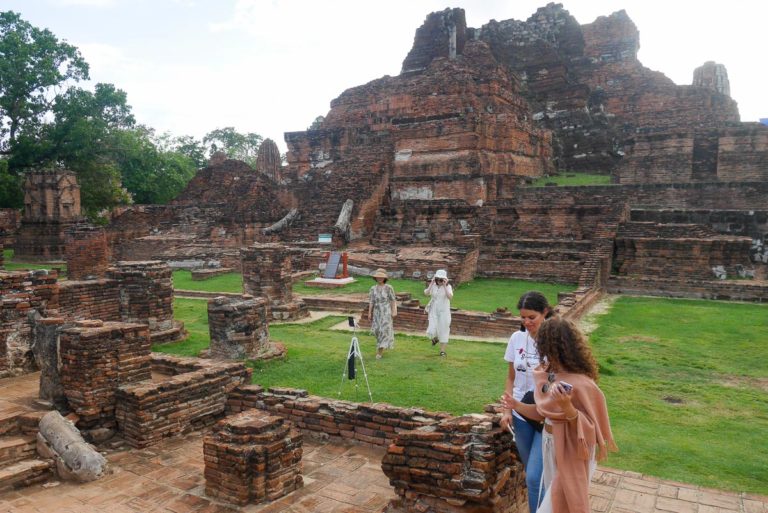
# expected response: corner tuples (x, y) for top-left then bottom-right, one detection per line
(577, 293), (619, 336)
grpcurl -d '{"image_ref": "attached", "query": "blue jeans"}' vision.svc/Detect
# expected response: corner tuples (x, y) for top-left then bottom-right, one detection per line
(513, 415), (544, 513)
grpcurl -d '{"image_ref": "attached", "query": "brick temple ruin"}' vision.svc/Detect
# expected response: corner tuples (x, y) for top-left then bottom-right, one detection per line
(86, 4), (765, 305)
(1, 2), (767, 511)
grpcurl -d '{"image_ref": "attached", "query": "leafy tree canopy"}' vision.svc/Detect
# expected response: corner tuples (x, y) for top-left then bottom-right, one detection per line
(0, 10), (89, 151)
(203, 126), (262, 167)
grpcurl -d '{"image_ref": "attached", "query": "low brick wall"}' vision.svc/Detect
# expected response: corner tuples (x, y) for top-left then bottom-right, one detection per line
(614, 237), (754, 281)
(226, 385), (451, 447)
(297, 294), (368, 312)
(191, 267), (234, 280)
(115, 354), (251, 448)
(556, 287), (605, 320)
(359, 304), (520, 339)
(608, 276), (768, 302)
(175, 289), (243, 300)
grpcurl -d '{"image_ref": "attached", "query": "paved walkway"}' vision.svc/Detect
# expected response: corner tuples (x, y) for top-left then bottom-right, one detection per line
(1, 374), (767, 513)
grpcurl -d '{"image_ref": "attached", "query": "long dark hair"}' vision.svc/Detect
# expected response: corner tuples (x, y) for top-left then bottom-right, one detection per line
(536, 318), (598, 381)
(516, 291), (553, 332)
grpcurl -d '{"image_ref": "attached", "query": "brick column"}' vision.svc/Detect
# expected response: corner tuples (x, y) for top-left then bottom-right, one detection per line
(204, 410), (303, 506)
(382, 414), (527, 513)
(108, 261), (175, 331)
(59, 320), (151, 430)
(208, 295), (270, 359)
(241, 244), (308, 321)
(65, 224), (110, 280)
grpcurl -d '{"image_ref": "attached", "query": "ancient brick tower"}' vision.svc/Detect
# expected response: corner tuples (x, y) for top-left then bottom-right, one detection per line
(14, 170), (83, 261)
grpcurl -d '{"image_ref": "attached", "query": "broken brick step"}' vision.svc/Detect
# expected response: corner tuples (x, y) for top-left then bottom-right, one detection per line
(0, 458), (54, 493)
(0, 409), (27, 436)
(0, 435), (37, 466)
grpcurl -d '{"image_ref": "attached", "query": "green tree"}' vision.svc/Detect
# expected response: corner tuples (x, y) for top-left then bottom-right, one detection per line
(0, 158), (22, 208)
(0, 11), (89, 153)
(117, 128), (197, 205)
(203, 127), (262, 167)
(170, 134), (207, 169)
(308, 115), (325, 130)
(10, 83), (135, 214)
(0, 13), (197, 213)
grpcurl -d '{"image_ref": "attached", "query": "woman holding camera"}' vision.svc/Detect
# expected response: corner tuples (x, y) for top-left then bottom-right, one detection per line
(369, 268), (397, 360)
(424, 269), (453, 357)
(500, 291), (551, 513)
(529, 318), (617, 513)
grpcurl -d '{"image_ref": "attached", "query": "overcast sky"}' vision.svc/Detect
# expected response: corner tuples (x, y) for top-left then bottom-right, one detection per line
(5, 0), (767, 153)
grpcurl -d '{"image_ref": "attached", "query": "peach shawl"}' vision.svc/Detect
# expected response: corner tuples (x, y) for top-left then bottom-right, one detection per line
(534, 368), (618, 513)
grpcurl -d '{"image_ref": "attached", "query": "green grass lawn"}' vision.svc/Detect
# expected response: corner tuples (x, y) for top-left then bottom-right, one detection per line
(159, 295), (768, 495)
(297, 276), (572, 313)
(589, 296), (768, 495)
(529, 173), (612, 187)
(172, 269), (244, 293)
(158, 298), (507, 413)
(172, 269), (572, 314)
(2, 248), (67, 276)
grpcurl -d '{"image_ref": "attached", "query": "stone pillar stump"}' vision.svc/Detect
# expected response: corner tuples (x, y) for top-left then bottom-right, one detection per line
(204, 410), (303, 506)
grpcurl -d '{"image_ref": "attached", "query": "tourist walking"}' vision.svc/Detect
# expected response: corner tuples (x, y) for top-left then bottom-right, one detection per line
(500, 291), (552, 513)
(368, 268), (397, 359)
(530, 318), (617, 513)
(424, 269), (453, 357)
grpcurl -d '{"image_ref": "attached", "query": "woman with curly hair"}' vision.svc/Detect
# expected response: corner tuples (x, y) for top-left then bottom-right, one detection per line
(531, 318), (617, 513)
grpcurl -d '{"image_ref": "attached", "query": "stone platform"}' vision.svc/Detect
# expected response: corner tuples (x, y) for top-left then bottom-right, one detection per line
(1, 373), (767, 512)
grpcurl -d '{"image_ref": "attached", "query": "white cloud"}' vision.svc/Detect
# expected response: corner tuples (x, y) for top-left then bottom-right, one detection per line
(52, 0), (116, 6)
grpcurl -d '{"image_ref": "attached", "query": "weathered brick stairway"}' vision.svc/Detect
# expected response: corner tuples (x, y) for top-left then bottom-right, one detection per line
(0, 376), (53, 494)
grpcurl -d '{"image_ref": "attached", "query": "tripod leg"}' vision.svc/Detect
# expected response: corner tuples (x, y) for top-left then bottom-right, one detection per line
(354, 339), (374, 402)
(338, 341), (355, 397)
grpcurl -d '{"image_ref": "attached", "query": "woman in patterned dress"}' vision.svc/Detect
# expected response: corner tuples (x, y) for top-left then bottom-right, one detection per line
(368, 268), (397, 359)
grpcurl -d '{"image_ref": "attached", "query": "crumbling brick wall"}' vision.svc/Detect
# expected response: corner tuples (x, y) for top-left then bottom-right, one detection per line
(226, 386), (450, 446)
(382, 414), (526, 513)
(0, 270), (59, 378)
(618, 125), (768, 184)
(0, 208), (20, 246)
(58, 280), (121, 322)
(115, 354), (250, 448)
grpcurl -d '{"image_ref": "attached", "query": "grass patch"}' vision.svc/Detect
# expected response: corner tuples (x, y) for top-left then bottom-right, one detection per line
(171, 269), (572, 314)
(590, 296), (768, 495)
(294, 276), (572, 313)
(2, 248), (67, 277)
(172, 269), (243, 293)
(152, 298), (211, 356)
(160, 294), (768, 495)
(159, 298), (506, 413)
(529, 173), (612, 187)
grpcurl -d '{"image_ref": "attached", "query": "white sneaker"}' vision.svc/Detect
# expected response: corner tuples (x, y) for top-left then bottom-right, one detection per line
(375, 354), (382, 360)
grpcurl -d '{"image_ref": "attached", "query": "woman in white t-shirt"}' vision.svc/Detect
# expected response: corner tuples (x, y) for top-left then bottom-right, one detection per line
(500, 291), (552, 513)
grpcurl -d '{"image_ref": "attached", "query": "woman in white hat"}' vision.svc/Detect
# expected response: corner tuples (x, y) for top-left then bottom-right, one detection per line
(424, 269), (453, 357)
(368, 268), (397, 359)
